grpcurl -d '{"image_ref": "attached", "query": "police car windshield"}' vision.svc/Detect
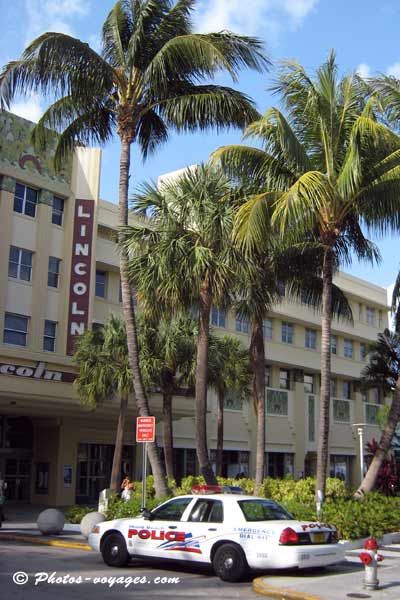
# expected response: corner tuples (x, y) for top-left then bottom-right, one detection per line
(238, 500), (293, 521)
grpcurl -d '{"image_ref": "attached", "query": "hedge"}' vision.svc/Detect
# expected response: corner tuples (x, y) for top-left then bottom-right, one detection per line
(65, 476), (400, 540)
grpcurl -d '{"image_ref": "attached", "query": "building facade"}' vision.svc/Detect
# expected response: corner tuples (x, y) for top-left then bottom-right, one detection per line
(0, 111), (389, 506)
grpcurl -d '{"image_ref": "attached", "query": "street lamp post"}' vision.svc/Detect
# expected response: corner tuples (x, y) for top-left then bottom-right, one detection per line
(352, 423), (367, 484)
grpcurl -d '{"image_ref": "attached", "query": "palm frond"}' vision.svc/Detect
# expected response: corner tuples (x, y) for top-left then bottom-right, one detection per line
(0, 33), (113, 108)
(156, 84), (259, 132)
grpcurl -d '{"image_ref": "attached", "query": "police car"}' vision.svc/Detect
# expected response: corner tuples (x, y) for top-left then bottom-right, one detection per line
(88, 485), (344, 581)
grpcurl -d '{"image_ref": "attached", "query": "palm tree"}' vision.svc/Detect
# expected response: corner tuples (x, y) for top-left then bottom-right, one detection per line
(123, 164), (243, 483)
(137, 314), (197, 481)
(73, 315), (132, 492)
(212, 52), (400, 499)
(208, 334), (251, 477)
(232, 246), (351, 494)
(355, 329), (400, 497)
(0, 0), (268, 497)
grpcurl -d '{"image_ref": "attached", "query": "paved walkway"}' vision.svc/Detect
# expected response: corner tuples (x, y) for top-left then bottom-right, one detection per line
(254, 545), (400, 599)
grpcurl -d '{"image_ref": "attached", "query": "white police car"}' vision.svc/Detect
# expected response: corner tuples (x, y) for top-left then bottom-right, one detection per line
(88, 485), (344, 581)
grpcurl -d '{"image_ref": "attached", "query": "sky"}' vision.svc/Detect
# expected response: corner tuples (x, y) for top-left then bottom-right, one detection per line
(1, 0), (400, 290)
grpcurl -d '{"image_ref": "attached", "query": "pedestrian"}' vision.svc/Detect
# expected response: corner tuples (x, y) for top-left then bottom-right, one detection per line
(0, 473), (7, 528)
(120, 475), (133, 502)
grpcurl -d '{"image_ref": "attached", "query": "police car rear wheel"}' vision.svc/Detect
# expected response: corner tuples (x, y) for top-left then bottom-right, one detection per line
(213, 543), (248, 582)
(101, 533), (129, 567)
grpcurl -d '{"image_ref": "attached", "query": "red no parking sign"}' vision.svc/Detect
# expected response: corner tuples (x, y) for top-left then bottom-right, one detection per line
(136, 416), (155, 442)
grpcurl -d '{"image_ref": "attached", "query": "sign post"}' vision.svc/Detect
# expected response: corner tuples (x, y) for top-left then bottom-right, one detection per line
(136, 416), (155, 510)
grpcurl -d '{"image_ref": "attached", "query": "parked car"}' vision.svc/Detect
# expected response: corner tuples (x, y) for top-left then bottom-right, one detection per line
(88, 485), (344, 581)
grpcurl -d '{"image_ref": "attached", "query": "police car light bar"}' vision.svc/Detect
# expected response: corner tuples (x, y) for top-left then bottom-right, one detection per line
(191, 485), (244, 495)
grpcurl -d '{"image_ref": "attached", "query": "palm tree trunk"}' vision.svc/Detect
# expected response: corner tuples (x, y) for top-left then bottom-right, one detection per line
(118, 134), (169, 498)
(163, 390), (175, 482)
(251, 317), (266, 495)
(196, 280), (217, 484)
(110, 394), (128, 491)
(216, 387), (224, 477)
(354, 381), (400, 498)
(316, 246), (333, 501)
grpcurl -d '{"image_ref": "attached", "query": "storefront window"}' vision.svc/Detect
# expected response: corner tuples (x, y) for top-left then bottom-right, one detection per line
(330, 455), (351, 482)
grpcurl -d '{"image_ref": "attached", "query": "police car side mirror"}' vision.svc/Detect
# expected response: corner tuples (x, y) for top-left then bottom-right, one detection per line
(142, 509), (153, 520)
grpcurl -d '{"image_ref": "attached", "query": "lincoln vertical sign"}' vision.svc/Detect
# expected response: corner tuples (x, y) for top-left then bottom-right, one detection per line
(66, 199), (95, 355)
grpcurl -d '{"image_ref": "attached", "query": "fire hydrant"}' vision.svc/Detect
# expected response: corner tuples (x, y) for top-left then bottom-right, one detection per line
(359, 537), (384, 590)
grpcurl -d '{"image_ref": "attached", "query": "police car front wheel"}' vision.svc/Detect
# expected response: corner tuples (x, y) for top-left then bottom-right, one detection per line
(101, 533), (129, 567)
(212, 543), (248, 582)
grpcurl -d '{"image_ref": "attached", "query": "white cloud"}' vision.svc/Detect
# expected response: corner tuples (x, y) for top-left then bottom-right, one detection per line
(25, 0), (91, 43)
(195, 0), (318, 38)
(387, 62), (400, 78)
(10, 92), (44, 123)
(356, 63), (371, 79)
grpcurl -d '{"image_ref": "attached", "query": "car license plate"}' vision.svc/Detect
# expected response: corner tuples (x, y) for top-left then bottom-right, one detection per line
(312, 532), (325, 543)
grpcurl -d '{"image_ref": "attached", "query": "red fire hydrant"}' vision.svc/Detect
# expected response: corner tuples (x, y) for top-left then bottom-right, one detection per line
(359, 537), (383, 590)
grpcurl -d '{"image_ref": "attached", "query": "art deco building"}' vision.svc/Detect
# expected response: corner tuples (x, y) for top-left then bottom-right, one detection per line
(0, 111), (388, 506)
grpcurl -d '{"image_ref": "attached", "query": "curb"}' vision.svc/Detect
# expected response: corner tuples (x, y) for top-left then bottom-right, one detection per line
(0, 533), (91, 551)
(252, 576), (323, 600)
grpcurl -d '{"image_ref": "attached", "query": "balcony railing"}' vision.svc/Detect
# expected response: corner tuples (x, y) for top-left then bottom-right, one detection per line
(332, 397), (351, 423)
(266, 388), (288, 416)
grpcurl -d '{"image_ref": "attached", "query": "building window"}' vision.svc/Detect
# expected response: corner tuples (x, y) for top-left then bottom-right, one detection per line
(281, 321), (294, 344)
(342, 381), (351, 399)
(330, 378), (337, 397)
(360, 342), (367, 361)
(279, 369), (290, 390)
(211, 306), (226, 328)
(263, 318), (272, 340)
(43, 320), (57, 352)
(330, 455), (350, 482)
(331, 334), (337, 355)
(358, 303), (363, 321)
(277, 281), (285, 297)
(235, 314), (249, 334)
(3, 313), (29, 346)
(371, 388), (381, 404)
(304, 374), (314, 394)
(223, 389), (243, 411)
(344, 339), (353, 358)
(95, 270), (107, 298)
(13, 183), (38, 218)
(308, 395), (315, 442)
(305, 328), (316, 349)
(265, 366), (271, 387)
(47, 257), (61, 288)
(267, 390), (288, 416)
(366, 306), (376, 325)
(52, 196), (64, 226)
(8, 246), (33, 282)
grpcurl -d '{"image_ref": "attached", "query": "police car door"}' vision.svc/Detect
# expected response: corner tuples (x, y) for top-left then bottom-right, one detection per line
(132, 497), (194, 559)
(177, 498), (224, 563)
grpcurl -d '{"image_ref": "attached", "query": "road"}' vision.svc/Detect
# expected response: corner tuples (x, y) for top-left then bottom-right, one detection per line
(0, 541), (261, 600)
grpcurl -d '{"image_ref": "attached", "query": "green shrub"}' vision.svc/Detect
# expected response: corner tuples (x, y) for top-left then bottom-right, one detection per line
(106, 493), (168, 520)
(101, 475), (400, 541)
(64, 505), (93, 524)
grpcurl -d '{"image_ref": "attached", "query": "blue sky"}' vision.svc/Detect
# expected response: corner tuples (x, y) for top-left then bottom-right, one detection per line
(1, 0), (400, 289)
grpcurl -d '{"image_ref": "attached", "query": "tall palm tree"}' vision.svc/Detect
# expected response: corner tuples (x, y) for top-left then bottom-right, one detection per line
(73, 315), (132, 492)
(0, 0), (268, 497)
(123, 164), (243, 483)
(355, 329), (400, 497)
(208, 335), (251, 476)
(212, 52), (400, 499)
(137, 314), (197, 481)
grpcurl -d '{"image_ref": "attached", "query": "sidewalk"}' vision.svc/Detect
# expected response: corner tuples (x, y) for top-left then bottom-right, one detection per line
(0, 503), (90, 550)
(254, 545), (400, 599)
